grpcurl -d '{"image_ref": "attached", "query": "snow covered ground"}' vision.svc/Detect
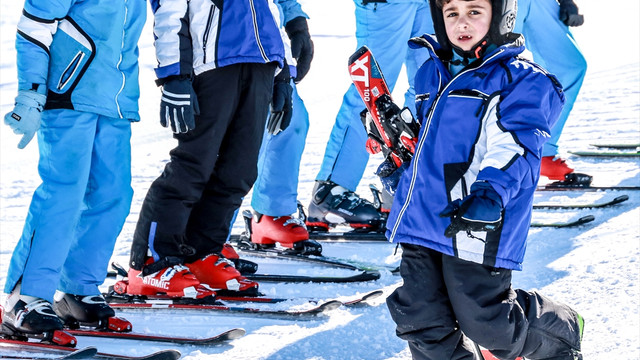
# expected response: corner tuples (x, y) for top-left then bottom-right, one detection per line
(1, 1), (639, 359)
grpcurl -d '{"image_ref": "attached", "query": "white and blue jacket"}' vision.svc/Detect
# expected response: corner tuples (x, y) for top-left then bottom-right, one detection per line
(386, 35), (565, 270)
(15, 0), (146, 120)
(151, 0), (289, 80)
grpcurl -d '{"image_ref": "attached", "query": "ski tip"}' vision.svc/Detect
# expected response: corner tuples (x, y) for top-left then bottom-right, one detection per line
(134, 349), (182, 360)
(61, 347), (98, 359)
(320, 300), (343, 313)
(613, 194), (630, 204)
(348, 45), (370, 65)
(361, 289), (384, 302)
(221, 328), (246, 341)
(579, 215), (596, 224)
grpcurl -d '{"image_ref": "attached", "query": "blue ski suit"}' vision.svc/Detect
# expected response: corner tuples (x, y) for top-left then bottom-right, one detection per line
(515, 0), (587, 157)
(386, 35), (565, 270)
(5, 0), (146, 302)
(315, 0), (433, 191)
(252, 0), (310, 217)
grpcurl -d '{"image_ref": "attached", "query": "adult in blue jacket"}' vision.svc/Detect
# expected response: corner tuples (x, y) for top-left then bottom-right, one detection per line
(128, 0), (286, 297)
(3, 0), (146, 335)
(307, 0), (433, 230)
(385, 0), (583, 358)
(516, 0), (587, 180)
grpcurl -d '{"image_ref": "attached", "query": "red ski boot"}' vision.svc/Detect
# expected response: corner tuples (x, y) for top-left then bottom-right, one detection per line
(185, 254), (259, 296)
(541, 156), (574, 181)
(251, 213), (322, 255)
(121, 259), (212, 299)
(221, 244), (258, 274)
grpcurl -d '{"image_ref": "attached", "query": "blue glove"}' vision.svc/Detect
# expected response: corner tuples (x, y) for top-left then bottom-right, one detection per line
(559, 0), (584, 27)
(285, 16), (314, 83)
(4, 89), (46, 149)
(376, 159), (408, 197)
(159, 77), (199, 134)
(267, 63), (293, 135)
(439, 181), (503, 238)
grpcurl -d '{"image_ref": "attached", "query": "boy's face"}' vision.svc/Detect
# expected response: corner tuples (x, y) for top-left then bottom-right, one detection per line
(442, 0), (492, 51)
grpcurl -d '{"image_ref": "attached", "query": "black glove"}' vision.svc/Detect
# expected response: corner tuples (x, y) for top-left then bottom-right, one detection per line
(267, 63), (293, 135)
(439, 182), (503, 238)
(285, 16), (314, 83)
(159, 76), (199, 134)
(559, 0), (584, 27)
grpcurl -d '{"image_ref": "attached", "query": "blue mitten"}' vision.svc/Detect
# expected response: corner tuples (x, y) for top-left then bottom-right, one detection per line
(4, 89), (46, 149)
(376, 159), (408, 197)
(439, 181), (503, 238)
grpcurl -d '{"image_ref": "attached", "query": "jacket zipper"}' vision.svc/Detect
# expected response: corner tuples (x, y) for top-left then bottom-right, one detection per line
(389, 49), (506, 241)
(114, 0), (128, 118)
(57, 51), (84, 90)
(202, 5), (215, 64)
(249, 0), (269, 62)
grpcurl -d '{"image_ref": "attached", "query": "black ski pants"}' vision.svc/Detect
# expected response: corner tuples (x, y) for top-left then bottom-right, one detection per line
(386, 244), (582, 360)
(130, 62), (276, 270)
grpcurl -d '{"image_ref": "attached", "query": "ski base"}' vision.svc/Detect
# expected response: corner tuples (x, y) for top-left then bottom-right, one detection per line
(530, 215), (595, 228)
(66, 327), (245, 345)
(533, 195), (629, 209)
(569, 150), (639, 157)
(0, 338), (181, 360)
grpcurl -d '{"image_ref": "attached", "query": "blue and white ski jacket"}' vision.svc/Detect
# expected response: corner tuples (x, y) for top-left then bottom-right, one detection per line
(15, 0), (146, 121)
(386, 35), (565, 270)
(151, 0), (288, 80)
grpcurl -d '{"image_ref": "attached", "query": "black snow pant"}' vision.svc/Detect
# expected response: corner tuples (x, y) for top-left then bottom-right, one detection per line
(386, 244), (582, 360)
(130, 62), (277, 271)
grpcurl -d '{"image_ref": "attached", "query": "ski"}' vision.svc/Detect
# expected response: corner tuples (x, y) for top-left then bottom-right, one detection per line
(0, 345), (98, 360)
(538, 183), (640, 191)
(0, 338), (181, 360)
(65, 327), (245, 346)
(349, 45), (419, 168)
(533, 195), (629, 209)
(234, 246), (382, 280)
(569, 150), (639, 157)
(216, 289), (384, 307)
(591, 143), (639, 150)
(530, 215), (595, 228)
(108, 299), (342, 319)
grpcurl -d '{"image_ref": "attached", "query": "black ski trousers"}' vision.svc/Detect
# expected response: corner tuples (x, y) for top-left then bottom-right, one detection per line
(130, 62), (276, 269)
(386, 244), (582, 360)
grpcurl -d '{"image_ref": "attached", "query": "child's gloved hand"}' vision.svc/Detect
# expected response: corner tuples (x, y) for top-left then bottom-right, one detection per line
(285, 16), (314, 83)
(439, 181), (503, 238)
(4, 89), (47, 149)
(159, 77), (199, 134)
(376, 159), (408, 197)
(267, 63), (293, 135)
(559, 0), (584, 27)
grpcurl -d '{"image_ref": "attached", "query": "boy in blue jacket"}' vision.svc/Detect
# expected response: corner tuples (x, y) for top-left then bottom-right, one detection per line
(2, 0), (146, 335)
(385, 0), (584, 358)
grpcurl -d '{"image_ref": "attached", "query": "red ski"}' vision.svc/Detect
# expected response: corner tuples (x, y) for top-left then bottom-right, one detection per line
(348, 45), (419, 167)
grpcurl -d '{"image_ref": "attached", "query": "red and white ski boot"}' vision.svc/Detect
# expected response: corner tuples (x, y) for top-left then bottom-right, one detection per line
(185, 254), (259, 296)
(541, 156), (574, 180)
(250, 213), (321, 255)
(118, 259), (214, 299)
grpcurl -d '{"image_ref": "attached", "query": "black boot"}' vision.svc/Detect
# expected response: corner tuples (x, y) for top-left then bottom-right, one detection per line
(2, 285), (63, 335)
(306, 180), (384, 230)
(53, 293), (115, 327)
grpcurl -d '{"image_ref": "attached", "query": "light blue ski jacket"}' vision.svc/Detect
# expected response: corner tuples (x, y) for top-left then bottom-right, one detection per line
(15, 0), (146, 121)
(386, 35), (565, 270)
